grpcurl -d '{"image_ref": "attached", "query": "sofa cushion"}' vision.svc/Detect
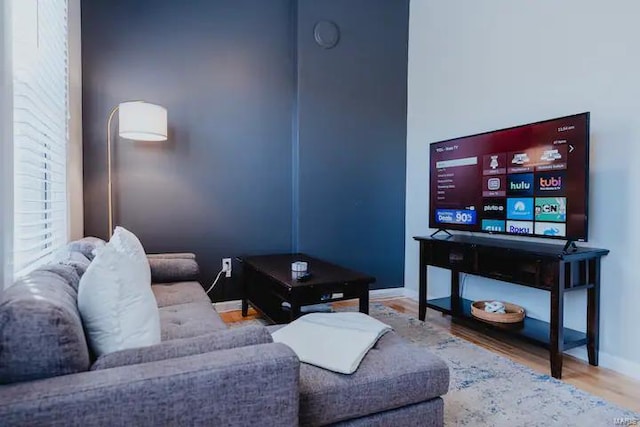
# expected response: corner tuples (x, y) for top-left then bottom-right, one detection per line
(160, 301), (227, 340)
(148, 257), (200, 283)
(67, 237), (106, 261)
(297, 331), (450, 426)
(147, 252), (196, 260)
(0, 265), (90, 384)
(152, 281), (207, 308)
(54, 250), (92, 277)
(91, 325), (272, 370)
(78, 244), (161, 357)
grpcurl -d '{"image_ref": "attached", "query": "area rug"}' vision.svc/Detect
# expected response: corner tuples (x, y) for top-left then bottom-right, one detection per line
(230, 304), (639, 426)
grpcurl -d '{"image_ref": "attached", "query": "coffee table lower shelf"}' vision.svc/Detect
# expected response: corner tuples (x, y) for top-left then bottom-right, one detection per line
(244, 296), (356, 325)
(427, 297), (587, 350)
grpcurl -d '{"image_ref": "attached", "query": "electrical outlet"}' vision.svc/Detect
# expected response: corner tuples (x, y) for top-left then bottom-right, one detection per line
(222, 258), (232, 278)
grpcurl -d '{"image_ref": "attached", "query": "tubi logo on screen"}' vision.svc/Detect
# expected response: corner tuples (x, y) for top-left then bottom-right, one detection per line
(507, 198), (534, 220)
(507, 173), (534, 196)
(536, 171), (565, 196)
(506, 221), (533, 235)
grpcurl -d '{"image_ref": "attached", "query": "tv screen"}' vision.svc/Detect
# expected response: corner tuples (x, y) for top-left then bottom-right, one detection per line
(429, 112), (590, 241)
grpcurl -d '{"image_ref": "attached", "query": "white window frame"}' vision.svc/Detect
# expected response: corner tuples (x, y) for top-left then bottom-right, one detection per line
(1, 0), (14, 289)
(67, 0), (83, 241)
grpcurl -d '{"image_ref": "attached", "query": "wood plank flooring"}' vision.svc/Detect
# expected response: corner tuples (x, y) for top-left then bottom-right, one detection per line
(220, 296), (640, 413)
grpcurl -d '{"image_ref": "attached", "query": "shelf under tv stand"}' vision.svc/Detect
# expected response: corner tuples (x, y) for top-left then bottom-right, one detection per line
(427, 297), (587, 350)
(413, 234), (609, 379)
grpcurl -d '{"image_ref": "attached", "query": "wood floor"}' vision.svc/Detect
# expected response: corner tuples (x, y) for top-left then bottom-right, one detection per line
(220, 296), (640, 413)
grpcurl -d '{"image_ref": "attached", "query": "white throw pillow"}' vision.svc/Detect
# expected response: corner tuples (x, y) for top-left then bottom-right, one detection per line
(78, 244), (161, 357)
(109, 226), (151, 287)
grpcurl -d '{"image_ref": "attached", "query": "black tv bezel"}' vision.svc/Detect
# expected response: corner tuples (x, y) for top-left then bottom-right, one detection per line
(428, 112), (590, 242)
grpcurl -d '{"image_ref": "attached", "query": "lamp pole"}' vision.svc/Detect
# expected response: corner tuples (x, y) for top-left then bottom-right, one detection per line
(106, 104), (119, 237)
(105, 100), (168, 237)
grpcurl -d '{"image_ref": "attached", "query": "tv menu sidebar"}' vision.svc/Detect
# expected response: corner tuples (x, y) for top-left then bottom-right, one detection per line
(432, 146), (481, 229)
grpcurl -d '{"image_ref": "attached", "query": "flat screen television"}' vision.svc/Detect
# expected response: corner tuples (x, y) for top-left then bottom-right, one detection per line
(429, 112), (590, 241)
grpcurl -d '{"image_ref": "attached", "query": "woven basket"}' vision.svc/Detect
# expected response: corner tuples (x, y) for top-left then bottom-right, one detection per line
(471, 301), (525, 324)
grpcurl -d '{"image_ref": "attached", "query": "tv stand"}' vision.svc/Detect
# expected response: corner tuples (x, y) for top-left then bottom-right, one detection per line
(562, 240), (578, 254)
(414, 234), (609, 379)
(429, 229), (453, 238)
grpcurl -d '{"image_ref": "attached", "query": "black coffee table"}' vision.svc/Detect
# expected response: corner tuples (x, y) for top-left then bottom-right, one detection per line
(240, 254), (375, 323)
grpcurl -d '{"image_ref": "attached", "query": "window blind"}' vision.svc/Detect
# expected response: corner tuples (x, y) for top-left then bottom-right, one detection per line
(12, 0), (69, 276)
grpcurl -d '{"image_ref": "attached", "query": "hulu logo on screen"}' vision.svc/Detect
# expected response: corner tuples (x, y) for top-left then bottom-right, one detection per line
(534, 197), (567, 222)
(507, 173), (534, 196)
(510, 181), (530, 190)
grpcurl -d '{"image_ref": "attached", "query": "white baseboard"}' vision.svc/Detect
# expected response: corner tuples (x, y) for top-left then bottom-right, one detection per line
(566, 347), (640, 381)
(599, 351), (640, 381)
(402, 287), (420, 301)
(401, 288), (440, 302)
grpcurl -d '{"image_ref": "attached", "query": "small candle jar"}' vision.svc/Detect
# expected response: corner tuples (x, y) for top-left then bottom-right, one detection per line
(291, 261), (308, 279)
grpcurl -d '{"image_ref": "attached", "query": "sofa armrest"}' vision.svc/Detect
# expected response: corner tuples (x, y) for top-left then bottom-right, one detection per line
(148, 256), (199, 283)
(147, 252), (196, 260)
(0, 343), (299, 427)
(92, 325), (272, 370)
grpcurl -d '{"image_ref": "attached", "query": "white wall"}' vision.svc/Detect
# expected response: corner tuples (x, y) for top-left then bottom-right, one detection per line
(406, 0), (640, 379)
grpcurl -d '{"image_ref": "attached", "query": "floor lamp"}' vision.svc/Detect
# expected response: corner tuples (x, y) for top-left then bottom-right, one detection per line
(106, 101), (168, 236)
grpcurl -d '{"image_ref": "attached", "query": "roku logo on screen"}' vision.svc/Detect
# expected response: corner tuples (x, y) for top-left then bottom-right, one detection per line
(506, 221), (533, 235)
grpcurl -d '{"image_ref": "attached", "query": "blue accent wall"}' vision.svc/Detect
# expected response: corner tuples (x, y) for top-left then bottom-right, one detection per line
(296, 0), (409, 288)
(81, 0), (408, 299)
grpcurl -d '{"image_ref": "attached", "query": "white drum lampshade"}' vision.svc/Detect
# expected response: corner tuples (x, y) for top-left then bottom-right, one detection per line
(118, 101), (168, 141)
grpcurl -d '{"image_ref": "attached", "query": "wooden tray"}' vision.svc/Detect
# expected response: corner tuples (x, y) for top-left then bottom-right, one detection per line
(471, 301), (525, 324)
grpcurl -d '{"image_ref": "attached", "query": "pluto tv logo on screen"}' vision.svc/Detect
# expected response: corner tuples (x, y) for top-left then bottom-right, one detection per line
(482, 198), (506, 219)
(429, 113), (589, 240)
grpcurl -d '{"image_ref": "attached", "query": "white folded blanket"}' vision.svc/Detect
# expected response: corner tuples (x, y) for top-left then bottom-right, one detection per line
(271, 312), (392, 374)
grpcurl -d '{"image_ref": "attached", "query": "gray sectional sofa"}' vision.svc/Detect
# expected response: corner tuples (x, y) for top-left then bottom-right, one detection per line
(0, 238), (449, 426)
